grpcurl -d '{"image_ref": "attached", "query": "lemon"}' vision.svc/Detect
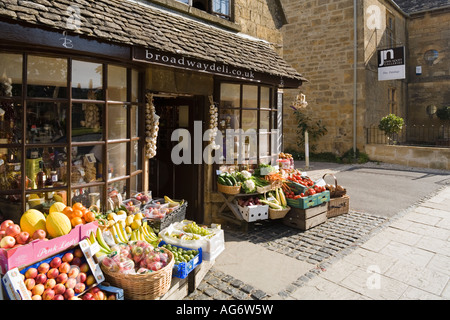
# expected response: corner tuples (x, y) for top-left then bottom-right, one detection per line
(107, 212), (117, 221)
(130, 220), (141, 230)
(134, 212), (144, 221)
(49, 202), (66, 214)
(125, 215), (134, 226)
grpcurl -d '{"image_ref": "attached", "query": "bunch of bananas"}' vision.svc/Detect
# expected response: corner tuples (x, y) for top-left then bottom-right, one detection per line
(87, 228), (112, 259)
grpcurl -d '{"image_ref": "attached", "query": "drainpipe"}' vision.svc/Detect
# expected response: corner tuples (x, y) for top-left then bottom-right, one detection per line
(353, 0), (358, 157)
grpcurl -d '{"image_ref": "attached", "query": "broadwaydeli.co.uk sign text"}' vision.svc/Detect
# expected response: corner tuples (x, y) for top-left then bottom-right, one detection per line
(378, 46), (406, 81)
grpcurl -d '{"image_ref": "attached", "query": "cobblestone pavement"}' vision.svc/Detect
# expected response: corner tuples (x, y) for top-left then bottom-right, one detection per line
(183, 210), (389, 300)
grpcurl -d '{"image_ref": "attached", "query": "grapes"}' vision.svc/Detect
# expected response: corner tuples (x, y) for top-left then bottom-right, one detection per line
(182, 222), (212, 236)
(161, 244), (198, 265)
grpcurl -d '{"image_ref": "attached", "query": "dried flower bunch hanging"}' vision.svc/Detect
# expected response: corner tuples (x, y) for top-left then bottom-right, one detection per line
(145, 93), (160, 159)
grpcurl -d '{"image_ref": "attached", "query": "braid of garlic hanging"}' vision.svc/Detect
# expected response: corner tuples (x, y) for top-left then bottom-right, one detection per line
(145, 93), (160, 159)
(208, 96), (220, 150)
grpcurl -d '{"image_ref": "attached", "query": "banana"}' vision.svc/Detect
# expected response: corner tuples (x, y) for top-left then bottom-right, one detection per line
(115, 222), (128, 243)
(96, 228), (111, 252)
(130, 230), (138, 241)
(164, 195), (180, 205)
(143, 227), (158, 241)
(109, 224), (121, 244)
(137, 229), (146, 242)
(89, 231), (96, 246)
(146, 225), (156, 237)
(117, 220), (130, 242)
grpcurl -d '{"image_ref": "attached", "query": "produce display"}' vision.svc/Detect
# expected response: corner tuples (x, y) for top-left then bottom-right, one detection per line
(217, 172), (240, 187)
(160, 243), (199, 265)
(81, 286), (117, 300)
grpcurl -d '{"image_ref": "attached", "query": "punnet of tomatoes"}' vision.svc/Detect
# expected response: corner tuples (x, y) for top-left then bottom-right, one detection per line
(286, 172), (314, 187)
(285, 185), (327, 199)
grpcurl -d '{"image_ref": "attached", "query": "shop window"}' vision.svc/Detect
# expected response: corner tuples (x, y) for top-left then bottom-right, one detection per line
(0, 52), (144, 222)
(175, 0), (233, 21)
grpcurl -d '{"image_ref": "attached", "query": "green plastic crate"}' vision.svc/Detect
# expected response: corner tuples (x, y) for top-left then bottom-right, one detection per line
(287, 195), (317, 209)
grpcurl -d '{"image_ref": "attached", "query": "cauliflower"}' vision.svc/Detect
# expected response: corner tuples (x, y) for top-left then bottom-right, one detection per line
(240, 170), (252, 179)
(244, 179), (256, 193)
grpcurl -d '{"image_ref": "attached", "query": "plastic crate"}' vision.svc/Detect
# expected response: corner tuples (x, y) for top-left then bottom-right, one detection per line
(144, 200), (187, 233)
(315, 190), (331, 204)
(287, 195), (317, 209)
(158, 241), (202, 279)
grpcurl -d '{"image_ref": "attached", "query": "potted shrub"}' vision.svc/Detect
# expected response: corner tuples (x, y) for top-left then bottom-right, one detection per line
(378, 114), (404, 145)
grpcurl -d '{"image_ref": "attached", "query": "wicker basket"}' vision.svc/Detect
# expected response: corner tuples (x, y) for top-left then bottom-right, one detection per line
(327, 195), (350, 218)
(322, 173), (347, 198)
(269, 206), (291, 219)
(100, 248), (175, 300)
(217, 182), (241, 195)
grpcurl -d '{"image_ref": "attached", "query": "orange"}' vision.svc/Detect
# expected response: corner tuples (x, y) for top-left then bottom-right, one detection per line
(84, 211), (96, 223)
(72, 202), (85, 211)
(72, 209), (83, 219)
(63, 206), (74, 219)
(81, 207), (89, 215)
(71, 217), (83, 227)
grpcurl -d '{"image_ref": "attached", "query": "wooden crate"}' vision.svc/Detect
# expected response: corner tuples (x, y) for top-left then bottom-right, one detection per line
(282, 203), (327, 230)
(327, 195), (350, 218)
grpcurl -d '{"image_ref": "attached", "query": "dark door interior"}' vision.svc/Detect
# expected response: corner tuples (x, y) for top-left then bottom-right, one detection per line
(149, 95), (204, 223)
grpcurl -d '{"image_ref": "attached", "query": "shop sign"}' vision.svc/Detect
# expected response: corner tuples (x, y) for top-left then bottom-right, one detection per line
(378, 46), (405, 81)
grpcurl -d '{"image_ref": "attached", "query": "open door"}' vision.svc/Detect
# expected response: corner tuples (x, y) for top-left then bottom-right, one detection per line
(149, 95), (204, 223)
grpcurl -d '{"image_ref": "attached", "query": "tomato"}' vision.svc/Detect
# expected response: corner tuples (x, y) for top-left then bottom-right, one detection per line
(300, 193), (305, 197)
(294, 195), (301, 199)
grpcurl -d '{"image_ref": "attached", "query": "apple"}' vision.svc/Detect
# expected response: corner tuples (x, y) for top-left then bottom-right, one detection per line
(31, 295), (42, 300)
(85, 274), (95, 286)
(24, 267), (38, 279)
(53, 283), (66, 295)
(42, 288), (55, 300)
(63, 288), (75, 300)
(65, 277), (77, 289)
(53, 294), (64, 300)
(37, 262), (50, 274)
(93, 290), (105, 300)
(32, 229), (46, 240)
(79, 262), (89, 273)
(35, 273), (47, 285)
(47, 268), (59, 279)
(56, 272), (68, 284)
(68, 266), (79, 279)
(58, 261), (70, 274)
(44, 278), (56, 289)
(62, 252), (74, 263)
(32, 283), (45, 296)
(0, 220), (14, 232)
(50, 257), (62, 269)
(15, 231), (30, 245)
(5, 224), (21, 237)
(71, 257), (82, 266)
(0, 235), (16, 249)
(74, 282), (85, 294)
(24, 278), (35, 291)
(76, 272), (87, 283)
(74, 248), (83, 258)
(82, 292), (94, 300)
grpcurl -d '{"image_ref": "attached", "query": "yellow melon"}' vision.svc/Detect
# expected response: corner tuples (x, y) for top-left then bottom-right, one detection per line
(20, 209), (47, 235)
(46, 211), (72, 238)
(49, 202), (66, 215)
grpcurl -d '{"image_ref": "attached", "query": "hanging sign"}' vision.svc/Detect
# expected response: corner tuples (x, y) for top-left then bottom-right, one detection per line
(378, 46), (406, 81)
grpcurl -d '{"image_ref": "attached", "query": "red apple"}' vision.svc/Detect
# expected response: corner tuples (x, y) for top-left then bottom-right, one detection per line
(82, 292), (93, 300)
(0, 220), (14, 232)
(65, 277), (77, 289)
(93, 290), (105, 300)
(0, 235), (16, 249)
(37, 262), (50, 274)
(56, 272), (68, 284)
(15, 231), (30, 245)
(35, 273), (47, 285)
(74, 282), (85, 294)
(24, 278), (35, 291)
(42, 288), (55, 300)
(68, 266), (79, 279)
(74, 248), (83, 258)
(0, 230), (6, 239)
(59, 261), (70, 274)
(50, 257), (62, 269)
(76, 272), (87, 283)
(79, 262), (89, 273)
(47, 268), (59, 279)
(53, 294), (64, 300)
(32, 283), (45, 296)
(32, 229), (46, 240)
(53, 283), (66, 295)
(5, 224), (20, 237)
(44, 278), (56, 289)
(62, 252), (74, 263)
(63, 288), (75, 300)
(24, 267), (38, 279)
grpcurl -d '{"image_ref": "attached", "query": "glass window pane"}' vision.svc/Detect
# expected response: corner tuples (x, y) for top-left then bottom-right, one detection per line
(108, 65), (127, 101)
(242, 109), (257, 131)
(259, 134), (270, 157)
(212, 0), (230, 16)
(131, 140), (140, 172)
(271, 111), (278, 130)
(242, 85), (258, 108)
(0, 53), (23, 96)
(261, 87), (271, 109)
(26, 102), (67, 144)
(108, 104), (127, 140)
(72, 60), (103, 100)
(108, 142), (127, 179)
(108, 180), (127, 204)
(131, 69), (139, 103)
(130, 174), (142, 197)
(0, 100), (23, 144)
(260, 110), (270, 130)
(27, 55), (67, 98)
(26, 146), (68, 189)
(220, 83), (240, 108)
(72, 103), (103, 142)
(71, 185), (103, 210)
(71, 145), (103, 184)
(131, 105), (138, 138)
(0, 148), (22, 191)
(219, 109), (240, 133)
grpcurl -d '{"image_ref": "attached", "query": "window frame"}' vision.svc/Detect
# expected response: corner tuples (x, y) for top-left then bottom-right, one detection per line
(175, 0), (233, 21)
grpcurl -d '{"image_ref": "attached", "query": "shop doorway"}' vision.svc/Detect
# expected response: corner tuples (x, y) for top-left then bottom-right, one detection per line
(149, 95), (205, 223)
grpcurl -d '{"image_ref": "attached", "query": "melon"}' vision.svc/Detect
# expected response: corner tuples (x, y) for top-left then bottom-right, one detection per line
(20, 209), (47, 235)
(49, 202), (66, 215)
(46, 211), (72, 238)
